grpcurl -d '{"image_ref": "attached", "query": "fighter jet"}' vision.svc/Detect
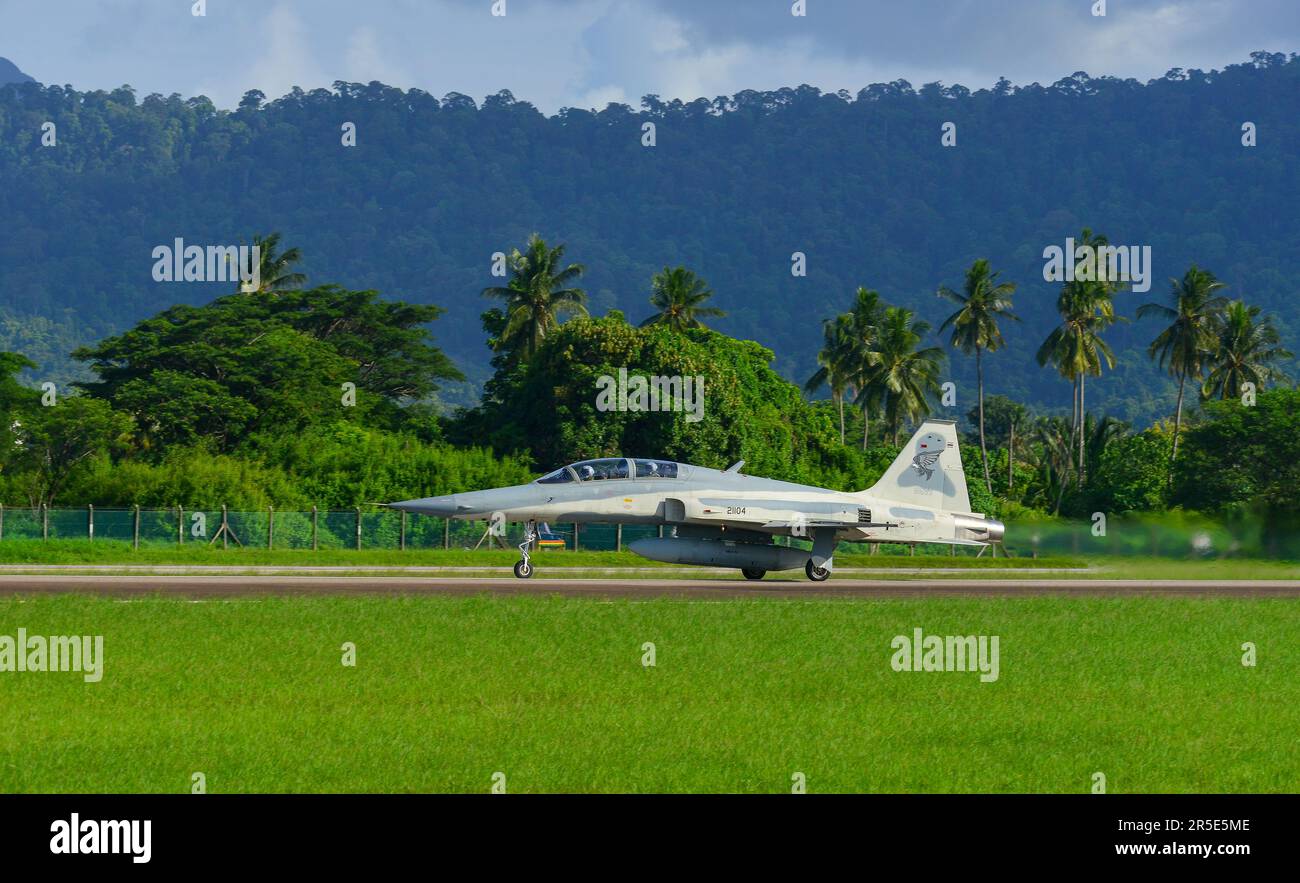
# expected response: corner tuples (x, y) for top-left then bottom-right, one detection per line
(390, 419), (1004, 580)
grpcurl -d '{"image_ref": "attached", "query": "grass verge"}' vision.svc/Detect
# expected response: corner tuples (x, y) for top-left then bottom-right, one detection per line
(0, 594), (1295, 792)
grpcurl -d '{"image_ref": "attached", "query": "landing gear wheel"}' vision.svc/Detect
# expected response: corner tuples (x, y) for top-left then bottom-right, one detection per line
(805, 560), (830, 582)
(741, 568), (766, 581)
(514, 520), (538, 580)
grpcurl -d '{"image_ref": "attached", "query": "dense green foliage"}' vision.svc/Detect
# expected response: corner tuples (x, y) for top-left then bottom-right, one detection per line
(73, 285), (462, 449)
(2, 53), (1298, 423)
(0, 281), (531, 508)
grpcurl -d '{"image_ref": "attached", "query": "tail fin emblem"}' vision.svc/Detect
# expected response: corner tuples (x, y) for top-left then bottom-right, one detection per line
(910, 432), (947, 480)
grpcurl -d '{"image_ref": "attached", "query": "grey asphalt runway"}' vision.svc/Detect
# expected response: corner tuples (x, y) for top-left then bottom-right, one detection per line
(1, 574), (1299, 599)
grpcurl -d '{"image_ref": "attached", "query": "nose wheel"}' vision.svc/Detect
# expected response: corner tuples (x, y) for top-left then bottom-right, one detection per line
(514, 520), (537, 579)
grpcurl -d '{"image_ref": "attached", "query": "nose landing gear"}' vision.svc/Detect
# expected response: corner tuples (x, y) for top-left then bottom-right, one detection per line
(514, 520), (538, 579)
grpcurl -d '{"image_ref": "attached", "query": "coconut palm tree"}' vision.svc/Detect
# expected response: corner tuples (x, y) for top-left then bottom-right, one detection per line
(481, 234), (587, 359)
(805, 314), (857, 444)
(846, 287), (887, 449)
(1201, 301), (1292, 401)
(641, 267), (725, 331)
(1136, 265), (1228, 476)
(937, 259), (1018, 493)
(1030, 415), (1073, 514)
(1082, 413), (1129, 485)
(864, 307), (945, 444)
(1036, 230), (1120, 489)
(236, 232), (306, 294)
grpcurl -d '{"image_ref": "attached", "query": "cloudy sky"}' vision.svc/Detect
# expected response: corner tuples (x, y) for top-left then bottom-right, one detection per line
(2, 0), (1297, 111)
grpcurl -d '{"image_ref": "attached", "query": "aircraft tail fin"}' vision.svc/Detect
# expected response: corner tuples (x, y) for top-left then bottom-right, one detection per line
(863, 419), (973, 514)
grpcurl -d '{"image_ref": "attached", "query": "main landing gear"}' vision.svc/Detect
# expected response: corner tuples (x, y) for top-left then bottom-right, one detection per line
(514, 520), (537, 579)
(805, 560), (830, 582)
(741, 568), (767, 581)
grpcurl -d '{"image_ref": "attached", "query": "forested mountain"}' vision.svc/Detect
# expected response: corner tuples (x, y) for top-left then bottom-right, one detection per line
(0, 57), (33, 86)
(1, 51), (1297, 422)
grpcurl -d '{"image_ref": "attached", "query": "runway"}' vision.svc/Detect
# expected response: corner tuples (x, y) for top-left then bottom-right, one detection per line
(1, 573), (1298, 599)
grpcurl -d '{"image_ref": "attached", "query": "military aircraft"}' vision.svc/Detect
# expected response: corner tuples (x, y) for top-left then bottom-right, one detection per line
(390, 419), (1004, 580)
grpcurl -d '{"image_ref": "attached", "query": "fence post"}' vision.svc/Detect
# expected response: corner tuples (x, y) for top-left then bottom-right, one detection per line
(616, 523), (622, 553)
(268, 506), (274, 550)
(88, 504), (94, 542)
(133, 505), (140, 550)
(222, 504), (228, 550)
(42, 503), (48, 541)
(1, 503), (5, 541)
(178, 505), (184, 545)
(355, 507), (362, 551)
(311, 506), (318, 552)
(443, 518), (450, 550)
(400, 510), (407, 551)
(573, 522), (580, 552)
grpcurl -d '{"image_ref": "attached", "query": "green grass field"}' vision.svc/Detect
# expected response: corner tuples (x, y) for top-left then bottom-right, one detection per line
(1, 593), (1296, 793)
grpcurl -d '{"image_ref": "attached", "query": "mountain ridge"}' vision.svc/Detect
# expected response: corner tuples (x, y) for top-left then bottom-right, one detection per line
(0, 57), (34, 85)
(1, 52), (1297, 425)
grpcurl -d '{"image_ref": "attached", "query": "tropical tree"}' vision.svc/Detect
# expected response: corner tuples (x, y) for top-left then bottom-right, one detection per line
(1030, 415), (1074, 514)
(805, 314), (857, 444)
(1036, 229), (1121, 488)
(1136, 265), (1228, 476)
(1201, 300), (1292, 401)
(863, 307), (945, 444)
(641, 266), (725, 331)
(806, 287), (886, 448)
(482, 234), (587, 359)
(238, 232), (307, 294)
(846, 288), (887, 449)
(937, 259), (1018, 493)
(971, 395), (1027, 491)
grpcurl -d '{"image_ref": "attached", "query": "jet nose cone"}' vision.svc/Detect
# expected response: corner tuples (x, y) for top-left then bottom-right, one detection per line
(391, 494), (461, 517)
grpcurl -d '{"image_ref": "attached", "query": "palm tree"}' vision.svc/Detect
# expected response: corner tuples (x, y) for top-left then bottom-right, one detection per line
(806, 287), (886, 448)
(1136, 265), (1228, 477)
(237, 232), (306, 294)
(864, 307), (945, 444)
(805, 314), (857, 444)
(1082, 413), (1128, 485)
(482, 234), (587, 359)
(1030, 415), (1073, 514)
(846, 287), (887, 449)
(1036, 230), (1120, 489)
(938, 259), (1018, 493)
(1201, 301), (1292, 400)
(641, 267), (725, 331)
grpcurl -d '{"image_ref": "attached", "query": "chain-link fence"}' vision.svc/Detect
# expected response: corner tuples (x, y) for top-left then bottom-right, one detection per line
(0, 506), (1292, 559)
(0, 506), (668, 552)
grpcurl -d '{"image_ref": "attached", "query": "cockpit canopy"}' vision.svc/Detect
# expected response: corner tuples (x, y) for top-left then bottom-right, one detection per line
(537, 458), (680, 484)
